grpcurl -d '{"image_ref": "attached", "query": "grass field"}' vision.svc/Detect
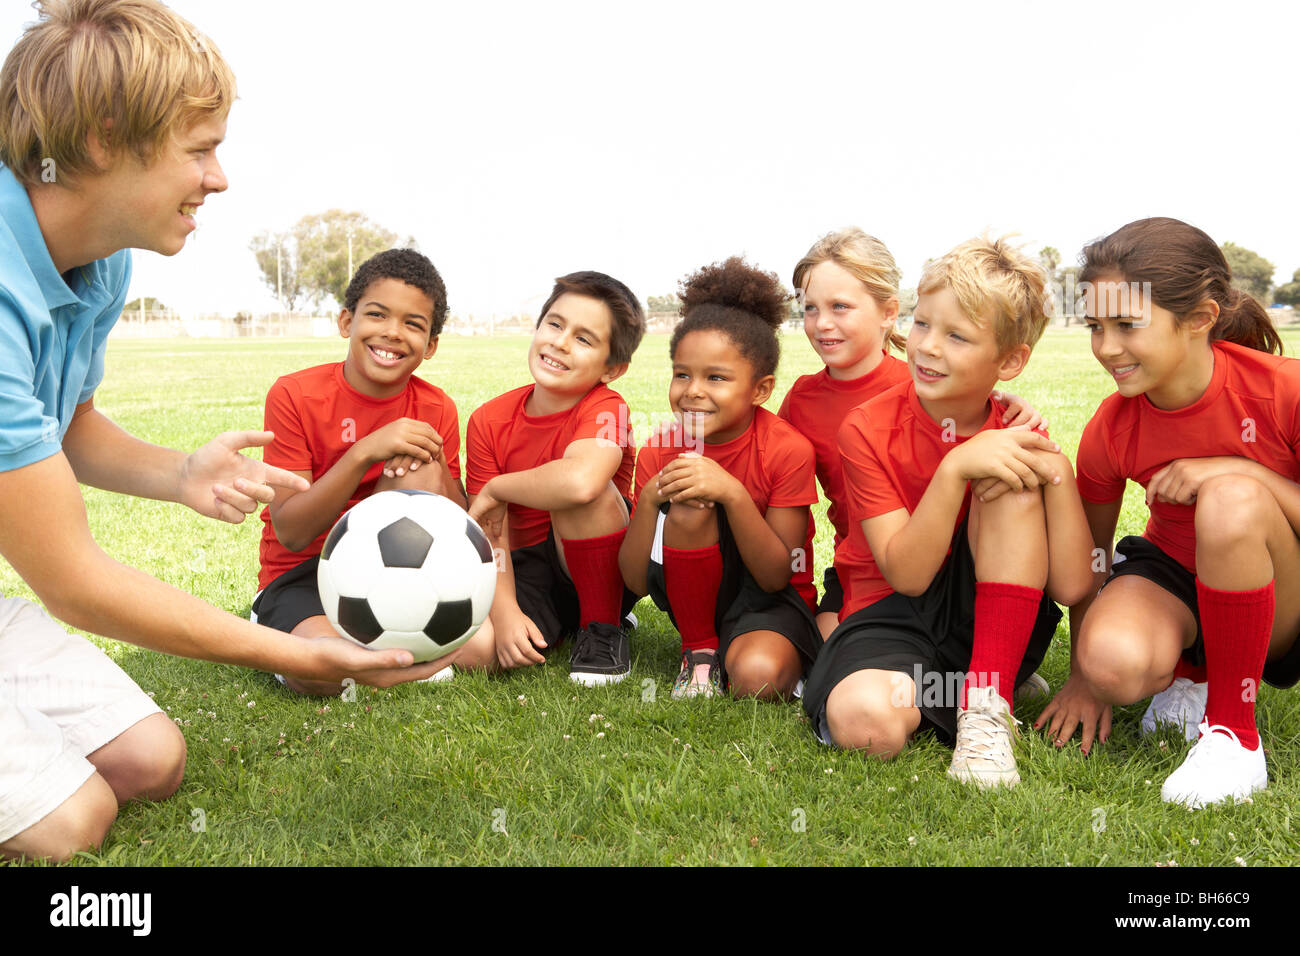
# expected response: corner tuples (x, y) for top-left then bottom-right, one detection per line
(6, 328), (1300, 866)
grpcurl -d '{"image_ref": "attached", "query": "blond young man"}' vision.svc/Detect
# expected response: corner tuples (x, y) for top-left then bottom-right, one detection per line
(0, 0), (455, 862)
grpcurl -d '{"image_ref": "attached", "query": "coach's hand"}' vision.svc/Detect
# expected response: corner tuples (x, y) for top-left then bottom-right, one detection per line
(180, 430), (311, 523)
(295, 636), (463, 687)
(1035, 673), (1112, 755)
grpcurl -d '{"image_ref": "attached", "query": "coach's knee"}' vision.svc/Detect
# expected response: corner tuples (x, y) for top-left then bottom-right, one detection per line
(112, 713), (187, 802)
(0, 773), (118, 863)
(1194, 475), (1272, 547)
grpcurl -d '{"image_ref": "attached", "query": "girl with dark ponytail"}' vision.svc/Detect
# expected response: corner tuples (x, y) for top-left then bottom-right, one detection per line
(619, 257), (822, 701)
(1039, 217), (1300, 809)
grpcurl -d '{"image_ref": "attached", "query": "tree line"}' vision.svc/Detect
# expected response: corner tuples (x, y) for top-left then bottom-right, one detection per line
(247, 214), (1300, 317)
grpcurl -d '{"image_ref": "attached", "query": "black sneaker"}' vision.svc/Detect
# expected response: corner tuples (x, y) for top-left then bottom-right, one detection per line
(570, 621), (630, 686)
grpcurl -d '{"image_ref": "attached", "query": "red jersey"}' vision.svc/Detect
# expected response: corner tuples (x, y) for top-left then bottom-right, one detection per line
(466, 384), (635, 549)
(1076, 340), (1300, 573)
(634, 407), (819, 611)
(836, 381), (1014, 618)
(778, 353), (911, 546)
(258, 363), (461, 590)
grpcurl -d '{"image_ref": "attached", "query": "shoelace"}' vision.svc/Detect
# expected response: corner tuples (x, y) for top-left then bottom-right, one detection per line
(572, 628), (607, 665)
(1187, 720), (1247, 758)
(953, 707), (1021, 761)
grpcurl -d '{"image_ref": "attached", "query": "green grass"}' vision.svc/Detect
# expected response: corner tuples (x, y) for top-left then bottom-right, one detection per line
(5, 328), (1300, 866)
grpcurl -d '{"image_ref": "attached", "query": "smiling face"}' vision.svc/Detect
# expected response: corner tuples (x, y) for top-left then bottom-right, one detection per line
(800, 260), (899, 380)
(669, 329), (774, 444)
(1083, 275), (1209, 407)
(527, 292), (625, 410)
(92, 112), (229, 257)
(908, 287), (1026, 420)
(339, 277), (438, 399)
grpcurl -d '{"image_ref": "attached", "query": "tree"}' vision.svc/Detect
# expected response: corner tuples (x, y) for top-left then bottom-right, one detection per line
(294, 210), (412, 309)
(646, 293), (682, 314)
(1273, 268), (1300, 308)
(123, 296), (167, 312)
(1220, 242), (1274, 304)
(1038, 246), (1061, 276)
(249, 231), (304, 312)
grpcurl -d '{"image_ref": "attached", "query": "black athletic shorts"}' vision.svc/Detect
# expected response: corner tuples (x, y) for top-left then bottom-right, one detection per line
(510, 523), (638, 649)
(251, 555), (326, 633)
(818, 566), (844, 617)
(802, 518), (1061, 745)
(644, 502), (821, 686)
(1105, 535), (1300, 689)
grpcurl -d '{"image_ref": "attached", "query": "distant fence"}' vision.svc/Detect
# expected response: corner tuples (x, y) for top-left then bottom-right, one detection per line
(112, 311), (336, 338)
(107, 306), (1300, 339)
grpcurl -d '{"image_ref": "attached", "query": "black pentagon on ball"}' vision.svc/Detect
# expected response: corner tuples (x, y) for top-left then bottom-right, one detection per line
(321, 510), (349, 560)
(338, 596), (384, 644)
(424, 598), (472, 646)
(465, 518), (493, 563)
(376, 516), (434, 568)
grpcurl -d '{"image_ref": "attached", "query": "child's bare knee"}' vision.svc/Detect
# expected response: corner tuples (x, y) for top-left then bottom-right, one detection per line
(726, 648), (797, 700)
(825, 697), (910, 757)
(1194, 474), (1271, 546)
(1075, 632), (1155, 704)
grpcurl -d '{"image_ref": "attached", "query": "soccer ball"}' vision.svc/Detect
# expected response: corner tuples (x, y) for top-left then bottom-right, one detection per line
(317, 490), (497, 662)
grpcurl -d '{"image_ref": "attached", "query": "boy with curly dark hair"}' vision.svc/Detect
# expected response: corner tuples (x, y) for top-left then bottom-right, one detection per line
(255, 248), (487, 694)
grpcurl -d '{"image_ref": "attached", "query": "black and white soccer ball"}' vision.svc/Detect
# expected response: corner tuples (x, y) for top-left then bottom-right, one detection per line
(317, 490), (497, 662)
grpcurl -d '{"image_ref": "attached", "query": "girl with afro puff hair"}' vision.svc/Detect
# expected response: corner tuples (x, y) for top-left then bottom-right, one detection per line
(620, 257), (822, 699)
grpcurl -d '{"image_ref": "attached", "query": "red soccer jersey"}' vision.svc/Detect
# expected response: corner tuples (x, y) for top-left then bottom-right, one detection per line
(258, 363), (461, 590)
(778, 353), (911, 547)
(633, 407), (819, 611)
(465, 384), (635, 550)
(1076, 340), (1300, 573)
(836, 381), (1015, 618)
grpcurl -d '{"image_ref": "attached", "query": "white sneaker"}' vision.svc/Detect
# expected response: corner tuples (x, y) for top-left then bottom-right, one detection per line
(948, 685), (1021, 789)
(419, 666), (455, 683)
(1013, 671), (1050, 706)
(1141, 677), (1207, 741)
(1160, 721), (1267, 808)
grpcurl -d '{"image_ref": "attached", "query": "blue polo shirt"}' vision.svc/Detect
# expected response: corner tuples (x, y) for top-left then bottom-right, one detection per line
(0, 166), (131, 473)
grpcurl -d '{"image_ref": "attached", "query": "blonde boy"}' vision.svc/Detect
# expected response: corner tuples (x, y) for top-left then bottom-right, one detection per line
(801, 237), (1093, 787)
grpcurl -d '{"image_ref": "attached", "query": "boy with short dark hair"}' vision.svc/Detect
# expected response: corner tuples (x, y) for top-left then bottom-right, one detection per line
(467, 271), (646, 685)
(802, 237), (1094, 787)
(255, 248), (488, 695)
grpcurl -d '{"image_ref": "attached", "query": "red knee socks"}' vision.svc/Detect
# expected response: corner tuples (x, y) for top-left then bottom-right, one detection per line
(1197, 579), (1273, 750)
(663, 545), (723, 652)
(964, 581), (1043, 710)
(561, 528), (626, 628)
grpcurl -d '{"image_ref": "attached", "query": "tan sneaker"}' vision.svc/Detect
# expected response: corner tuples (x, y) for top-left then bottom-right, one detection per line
(948, 685), (1021, 788)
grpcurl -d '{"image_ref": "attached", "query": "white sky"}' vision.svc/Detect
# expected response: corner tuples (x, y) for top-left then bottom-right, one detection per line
(3, 0), (1298, 317)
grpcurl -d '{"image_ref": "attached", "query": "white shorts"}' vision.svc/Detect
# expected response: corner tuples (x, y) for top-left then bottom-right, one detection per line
(0, 596), (163, 844)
